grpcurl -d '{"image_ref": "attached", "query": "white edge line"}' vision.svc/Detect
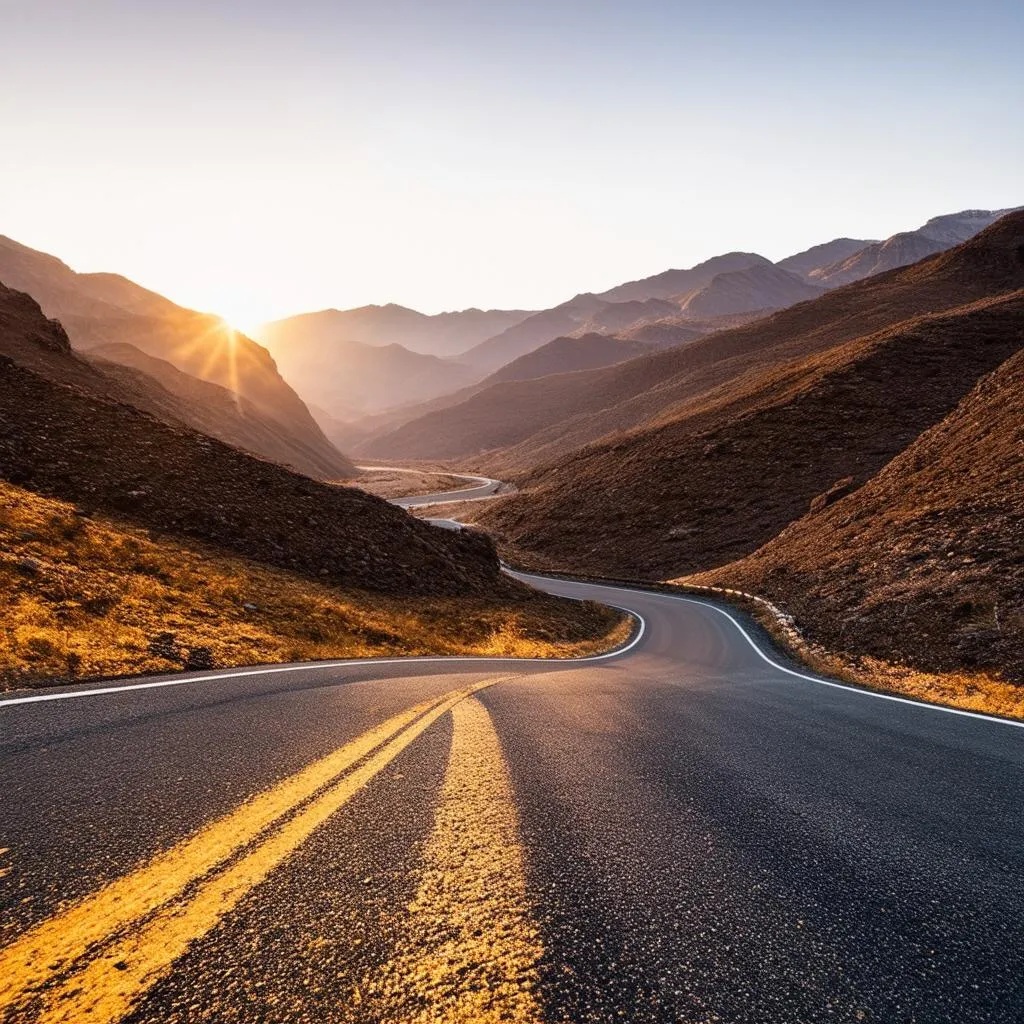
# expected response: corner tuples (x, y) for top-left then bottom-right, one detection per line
(510, 570), (1024, 731)
(0, 605), (645, 709)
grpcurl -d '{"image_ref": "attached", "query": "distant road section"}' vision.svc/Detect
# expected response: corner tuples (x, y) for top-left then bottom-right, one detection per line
(356, 464), (504, 508)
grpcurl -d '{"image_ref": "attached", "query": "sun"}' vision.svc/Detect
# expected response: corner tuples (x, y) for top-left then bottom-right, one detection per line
(219, 313), (263, 339)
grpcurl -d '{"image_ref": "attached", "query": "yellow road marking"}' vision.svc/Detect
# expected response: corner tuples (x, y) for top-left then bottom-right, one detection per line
(0, 679), (503, 1024)
(364, 695), (543, 1023)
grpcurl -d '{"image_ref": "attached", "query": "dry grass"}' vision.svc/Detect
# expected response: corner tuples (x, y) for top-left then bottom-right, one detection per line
(0, 482), (629, 690)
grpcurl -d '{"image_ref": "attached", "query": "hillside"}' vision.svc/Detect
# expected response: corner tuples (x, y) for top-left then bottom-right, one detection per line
(478, 290), (1024, 578)
(776, 237), (874, 280)
(0, 284), (516, 598)
(88, 342), (354, 480)
(687, 347), (1024, 687)
(259, 304), (533, 359)
(255, 323), (479, 416)
(0, 234), (349, 477)
(0, 480), (624, 689)
(810, 208), (1019, 288)
(678, 263), (825, 318)
(486, 333), (654, 383)
(364, 210), (1024, 466)
(596, 252), (769, 303)
(456, 293), (615, 373)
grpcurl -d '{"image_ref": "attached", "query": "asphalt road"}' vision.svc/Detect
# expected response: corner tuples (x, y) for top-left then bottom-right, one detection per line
(2, 567), (1022, 1023)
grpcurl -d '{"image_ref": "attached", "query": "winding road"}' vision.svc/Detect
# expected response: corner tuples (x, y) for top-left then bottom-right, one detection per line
(1, 476), (1022, 1024)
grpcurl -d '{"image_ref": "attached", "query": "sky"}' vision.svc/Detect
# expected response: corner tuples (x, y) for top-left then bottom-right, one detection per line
(2, 1), (1022, 331)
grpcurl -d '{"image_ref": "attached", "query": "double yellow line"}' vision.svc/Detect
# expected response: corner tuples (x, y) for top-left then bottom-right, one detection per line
(0, 678), (506, 1024)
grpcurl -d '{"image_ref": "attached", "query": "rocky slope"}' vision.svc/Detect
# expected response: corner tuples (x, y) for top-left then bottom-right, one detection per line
(0, 287), (508, 598)
(0, 234), (350, 478)
(0, 479), (625, 688)
(688, 347), (1024, 684)
(479, 290), (1024, 578)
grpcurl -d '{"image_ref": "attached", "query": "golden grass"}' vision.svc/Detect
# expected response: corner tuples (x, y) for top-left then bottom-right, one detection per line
(0, 482), (629, 690)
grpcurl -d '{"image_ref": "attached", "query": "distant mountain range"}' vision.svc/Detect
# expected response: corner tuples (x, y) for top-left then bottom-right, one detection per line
(269, 208), (1016, 420)
(257, 319), (480, 417)
(808, 208), (1019, 287)
(259, 304), (532, 360)
(0, 235), (352, 479)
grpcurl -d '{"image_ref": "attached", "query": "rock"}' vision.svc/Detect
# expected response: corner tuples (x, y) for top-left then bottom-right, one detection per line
(148, 631), (180, 661)
(184, 646), (215, 671)
(809, 477), (856, 514)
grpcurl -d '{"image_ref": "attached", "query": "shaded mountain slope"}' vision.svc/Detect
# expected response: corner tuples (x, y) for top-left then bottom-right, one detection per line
(88, 342), (353, 480)
(457, 293), (642, 374)
(478, 290), (1024, 578)
(811, 208), (1019, 288)
(486, 333), (654, 383)
(679, 263), (825, 318)
(365, 210), (1024, 466)
(0, 235), (350, 477)
(0, 286), (507, 598)
(596, 252), (770, 303)
(689, 347), (1024, 684)
(776, 238), (874, 281)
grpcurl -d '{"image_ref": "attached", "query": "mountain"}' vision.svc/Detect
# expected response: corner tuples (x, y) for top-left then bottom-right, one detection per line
(364, 212), (1024, 468)
(776, 238), (874, 281)
(0, 282), (505, 598)
(689, 345), (1024, 684)
(256, 321), (480, 416)
(456, 293), (626, 374)
(87, 342), (354, 479)
(466, 210), (1024, 573)
(258, 304), (533, 360)
(596, 252), (770, 303)
(0, 234), (349, 477)
(678, 264), (826, 319)
(479, 288), (1024, 578)
(810, 208), (1020, 288)
(486, 333), (655, 384)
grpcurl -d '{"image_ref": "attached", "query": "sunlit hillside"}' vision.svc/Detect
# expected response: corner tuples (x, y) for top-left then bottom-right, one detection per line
(0, 481), (628, 689)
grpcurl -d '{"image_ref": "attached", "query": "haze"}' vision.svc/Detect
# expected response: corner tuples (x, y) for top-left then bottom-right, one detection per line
(2, 0), (1021, 330)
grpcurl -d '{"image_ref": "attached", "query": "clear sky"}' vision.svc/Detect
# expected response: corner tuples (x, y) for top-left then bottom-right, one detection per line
(2, 1), (1021, 330)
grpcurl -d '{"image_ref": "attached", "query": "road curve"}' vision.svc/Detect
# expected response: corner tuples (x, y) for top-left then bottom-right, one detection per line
(1, 517), (1022, 1021)
(355, 464), (504, 507)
